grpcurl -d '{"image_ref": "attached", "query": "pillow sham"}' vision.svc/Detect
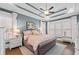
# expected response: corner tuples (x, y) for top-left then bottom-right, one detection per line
(32, 30), (41, 35)
(23, 31), (32, 36)
(24, 36), (28, 40)
(23, 31), (32, 41)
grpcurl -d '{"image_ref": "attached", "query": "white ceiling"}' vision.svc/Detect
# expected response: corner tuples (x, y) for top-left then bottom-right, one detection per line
(0, 3), (79, 21)
(31, 3), (67, 11)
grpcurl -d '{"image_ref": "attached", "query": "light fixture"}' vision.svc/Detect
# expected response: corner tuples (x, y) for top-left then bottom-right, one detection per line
(14, 28), (20, 33)
(44, 10), (49, 15)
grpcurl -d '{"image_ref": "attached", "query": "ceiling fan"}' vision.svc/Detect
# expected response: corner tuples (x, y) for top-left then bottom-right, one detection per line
(40, 3), (55, 16)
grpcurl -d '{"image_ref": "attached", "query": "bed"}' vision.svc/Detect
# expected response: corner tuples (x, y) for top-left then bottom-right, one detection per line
(23, 30), (57, 55)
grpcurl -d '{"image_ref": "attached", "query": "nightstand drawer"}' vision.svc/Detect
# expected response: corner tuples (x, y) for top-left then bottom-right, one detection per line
(9, 44), (20, 48)
(10, 39), (22, 42)
(9, 41), (22, 44)
(9, 42), (22, 48)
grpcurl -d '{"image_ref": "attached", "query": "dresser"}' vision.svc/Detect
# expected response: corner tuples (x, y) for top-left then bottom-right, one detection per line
(7, 34), (22, 50)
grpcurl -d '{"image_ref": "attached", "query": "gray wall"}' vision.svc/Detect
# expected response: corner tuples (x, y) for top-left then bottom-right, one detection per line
(17, 14), (40, 31)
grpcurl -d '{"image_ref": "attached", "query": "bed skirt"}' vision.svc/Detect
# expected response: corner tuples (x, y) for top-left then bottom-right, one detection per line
(24, 39), (56, 55)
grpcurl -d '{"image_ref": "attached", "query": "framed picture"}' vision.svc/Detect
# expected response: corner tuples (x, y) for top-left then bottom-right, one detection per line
(26, 22), (36, 30)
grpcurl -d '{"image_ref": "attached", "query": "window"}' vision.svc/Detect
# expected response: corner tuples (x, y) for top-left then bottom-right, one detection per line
(48, 18), (76, 38)
(48, 22), (55, 35)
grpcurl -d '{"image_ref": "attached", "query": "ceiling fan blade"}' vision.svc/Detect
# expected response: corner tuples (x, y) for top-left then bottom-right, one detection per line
(38, 12), (43, 15)
(49, 6), (54, 10)
(45, 13), (52, 16)
(40, 8), (45, 11)
(49, 11), (55, 13)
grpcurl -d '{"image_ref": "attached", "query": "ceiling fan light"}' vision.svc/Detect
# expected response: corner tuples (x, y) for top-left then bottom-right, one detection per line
(44, 10), (49, 15)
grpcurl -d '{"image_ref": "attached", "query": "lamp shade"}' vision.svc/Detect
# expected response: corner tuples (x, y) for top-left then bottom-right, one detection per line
(14, 28), (20, 33)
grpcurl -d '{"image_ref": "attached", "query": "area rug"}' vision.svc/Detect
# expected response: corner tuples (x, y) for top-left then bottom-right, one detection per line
(19, 43), (66, 55)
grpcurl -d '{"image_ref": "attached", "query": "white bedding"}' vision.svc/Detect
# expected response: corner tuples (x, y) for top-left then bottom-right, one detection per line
(27, 34), (56, 51)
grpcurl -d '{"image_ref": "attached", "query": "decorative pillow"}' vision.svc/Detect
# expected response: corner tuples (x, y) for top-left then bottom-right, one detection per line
(32, 30), (41, 35)
(23, 31), (32, 36)
(24, 36), (28, 40)
(23, 31), (32, 41)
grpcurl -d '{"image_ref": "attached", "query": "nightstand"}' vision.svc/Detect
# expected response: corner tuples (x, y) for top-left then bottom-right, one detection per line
(8, 35), (22, 50)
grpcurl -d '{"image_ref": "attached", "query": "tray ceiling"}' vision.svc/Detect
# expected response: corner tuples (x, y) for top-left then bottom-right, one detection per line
(0, 3), (78, 21)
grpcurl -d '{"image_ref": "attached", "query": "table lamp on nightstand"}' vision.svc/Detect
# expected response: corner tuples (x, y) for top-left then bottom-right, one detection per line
(13, 28), (20, 38)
